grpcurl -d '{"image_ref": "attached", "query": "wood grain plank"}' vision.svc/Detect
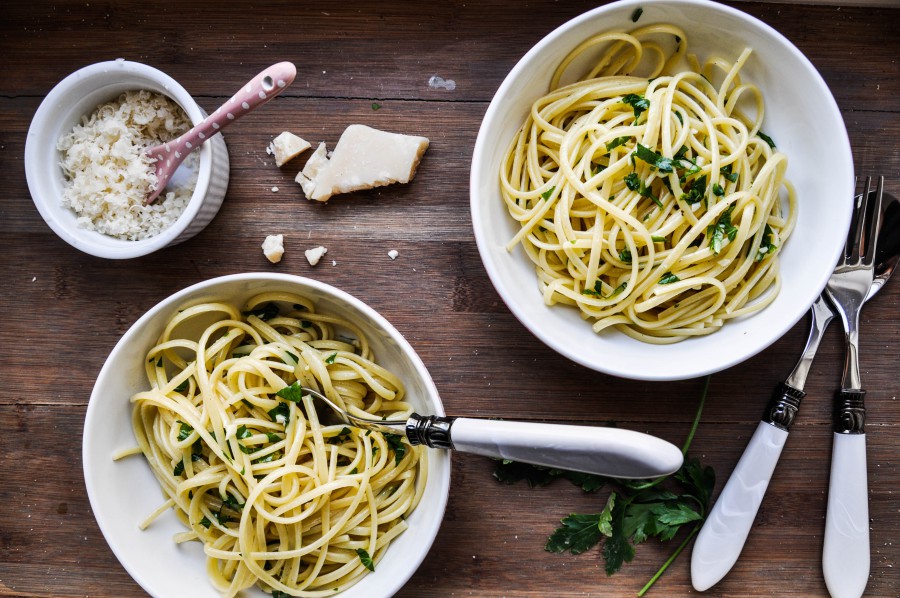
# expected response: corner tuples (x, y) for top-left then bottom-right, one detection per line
(2, 2), (898, 110)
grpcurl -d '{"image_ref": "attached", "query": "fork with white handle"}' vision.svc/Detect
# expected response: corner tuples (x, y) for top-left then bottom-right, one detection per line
(821, 175), (884, 598)
(691, 178), (893, 593)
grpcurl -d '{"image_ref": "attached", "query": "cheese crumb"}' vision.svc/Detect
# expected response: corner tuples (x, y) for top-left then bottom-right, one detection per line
(388, 249), (399, 260)
(296, 125), (429, 201)
(271, 186), (279, 193)
(305, 245), (328, 266)
(268, 131), (311, 167)
(261, 234), (285, 263)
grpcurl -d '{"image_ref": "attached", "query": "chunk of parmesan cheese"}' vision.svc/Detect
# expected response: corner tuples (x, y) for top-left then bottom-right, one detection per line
(295, 142), (329, 198)
(305, 245), (328, 266)
(297, 125), (429, 201)
(261, 234), (285, 263)
(268, 131), (311, 167)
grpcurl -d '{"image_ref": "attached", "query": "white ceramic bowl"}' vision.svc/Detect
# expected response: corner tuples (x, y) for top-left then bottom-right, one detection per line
(83, 273), (451, 598)
(25, 59), (230, 259)
(470, 0), (853, 381)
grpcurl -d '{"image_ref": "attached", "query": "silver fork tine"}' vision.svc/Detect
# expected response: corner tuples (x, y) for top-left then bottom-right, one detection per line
(849, 176), (872, 262)
(861, 177), (884, 267)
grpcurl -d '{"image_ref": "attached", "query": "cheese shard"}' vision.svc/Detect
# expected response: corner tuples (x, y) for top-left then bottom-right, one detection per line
(305, 245), (328, 266)
(299, 125), (429, 202)
(295, 142), (329, 197)
(261, 234), (285, 263)
(269, 132), (311, 167)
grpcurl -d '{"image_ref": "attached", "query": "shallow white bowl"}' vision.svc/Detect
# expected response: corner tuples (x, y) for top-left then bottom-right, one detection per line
(470, 0), (853, 381)
(25, 59), (230, 259)
(83, 273), (451, 598)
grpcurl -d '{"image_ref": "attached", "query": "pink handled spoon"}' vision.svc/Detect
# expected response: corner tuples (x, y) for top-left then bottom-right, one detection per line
(145, 61), (297, 204)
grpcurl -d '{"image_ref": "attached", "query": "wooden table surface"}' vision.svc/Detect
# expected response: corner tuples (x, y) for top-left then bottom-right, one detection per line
(2, 1), (898, 596)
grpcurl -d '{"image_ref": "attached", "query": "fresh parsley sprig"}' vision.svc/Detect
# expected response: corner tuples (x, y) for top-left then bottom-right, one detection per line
(493, 376), (714, 596)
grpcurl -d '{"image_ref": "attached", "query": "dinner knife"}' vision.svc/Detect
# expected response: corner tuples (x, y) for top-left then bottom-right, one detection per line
(691, 295), (836, 591)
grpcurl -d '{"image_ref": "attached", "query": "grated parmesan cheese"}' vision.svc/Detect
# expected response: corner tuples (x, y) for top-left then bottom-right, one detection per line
(57, 90), (197, 241)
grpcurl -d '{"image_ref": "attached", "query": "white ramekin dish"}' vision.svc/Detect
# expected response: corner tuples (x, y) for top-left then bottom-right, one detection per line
(25, 59), (230, 259)
(83, 273), (451, 598)
(470, 0), (854, 381)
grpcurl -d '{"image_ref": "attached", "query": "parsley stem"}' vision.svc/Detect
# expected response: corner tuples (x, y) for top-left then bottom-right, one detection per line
(622, 375), (711, 492)
(636, 523), (701, 597)
(681, 375), (710, 455)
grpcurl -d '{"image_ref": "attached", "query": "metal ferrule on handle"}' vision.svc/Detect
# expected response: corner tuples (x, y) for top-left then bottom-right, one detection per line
(406, 414), (455, 449)
(763, 381), (806, 432)
(834, 388), (866, 434)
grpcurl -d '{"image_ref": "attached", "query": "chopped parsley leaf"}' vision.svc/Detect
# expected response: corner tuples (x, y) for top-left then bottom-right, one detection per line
(713, 183), (725, 196)
(756, 224), (777, 261)
(236, 425), (252, 440)
(605, 136), (630, 152)
(243, 302), (279, 321)
(173, 460), (185, 476)
(720, 164), (738, 183)
(631, 7), (643, 22)
(622, 94), (650, 120)
(757, 131), (776, 149)
(624, 172), (662, 208)
(659, 272), (680, 284)
(276, 381), (305, 403)
(371, 102), (381, 110)
(174, 380), (189, 393)
(325, 352), (338, 365)
(327, 427), (353, 445)
(582, 280), (627, 299)
(268, 402), (291, 425)
(177, 421), (193, 442)
(707, 204), (738, 254)
(634, 144), (674, 173)
(541, 186), (556, 201)
(618, 249), (632, 264)
(385, 433), (408, 465)
(199, 516), (212, 529)
(680, 174), (708, 205)
(356, 548), (375, 572)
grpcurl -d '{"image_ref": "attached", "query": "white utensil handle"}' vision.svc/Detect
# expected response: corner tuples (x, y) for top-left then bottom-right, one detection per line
(691, 421), (788, 591)
(823, 432), (869, 598)
(448, 417), (683, 479)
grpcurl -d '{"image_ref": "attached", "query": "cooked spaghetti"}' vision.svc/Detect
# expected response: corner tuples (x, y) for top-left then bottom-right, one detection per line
(501, 24), (796, 343)
(122, 292), (426, 597)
